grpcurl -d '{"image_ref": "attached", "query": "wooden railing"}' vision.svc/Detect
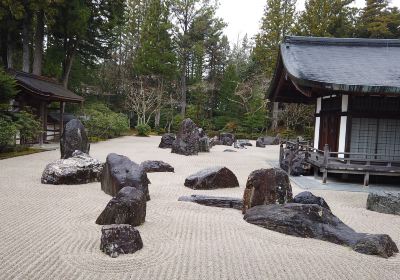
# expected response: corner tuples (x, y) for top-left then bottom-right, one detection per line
(280, 140), (400, 186)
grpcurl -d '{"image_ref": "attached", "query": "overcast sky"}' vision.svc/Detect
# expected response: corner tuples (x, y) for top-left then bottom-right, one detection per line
(216, 0), (400, 44)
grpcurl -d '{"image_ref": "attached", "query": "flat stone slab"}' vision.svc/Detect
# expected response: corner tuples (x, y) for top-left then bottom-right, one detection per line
(184, 166), (239, 190)
(96, 187), (146, 227)
(178, 195), (243, 210)
(244, 203), (398, 258)
(140, 160), (174, 173)
(367, 192), (400, 215)
(100, 224), (143, 258)
(41, 151), (103, 185)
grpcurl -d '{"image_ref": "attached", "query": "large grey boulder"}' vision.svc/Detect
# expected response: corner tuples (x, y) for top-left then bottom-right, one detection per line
(242, 168), (293, 214)
(256, 138), (266, 148)
(41, 151), (103, 185)
(179, 195), (243, 210)
(171, 118), (200, 156)
(280, 150), (311, 176)
(293, 191), (330, 210)
(159, 133), (175, 149)
(184, 166), (239, 190)
(60, 119), (90, 159)
(101, 153), (150, 200)
(100, 224), (143, 258)
(96, 187), (146, 227)
(367, 192), (400, 215)
(140, 160), (174, 173)
(244, 203), (398, 258)
(219, 133), (235, 146)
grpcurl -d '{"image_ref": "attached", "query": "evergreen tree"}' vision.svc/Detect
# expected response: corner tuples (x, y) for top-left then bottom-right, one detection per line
(253, 0), (296, 77)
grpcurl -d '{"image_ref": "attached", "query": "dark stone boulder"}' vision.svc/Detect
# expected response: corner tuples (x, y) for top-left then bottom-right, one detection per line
(366, 192), (400, 215)
(197, 128), (206, 138)
(242, 168), (293, 214)
(256, 138), (266, 148)
(96, 187), (146, 227)
(60, 119), (90, 159)
(219, 133), (235, 146)
(199, 136), (210, 152)
(100, 224), (143, 258)
(41, 151), (103, 185)
(101, 153), (150, 200)
(280, 150), (311, 176)
(171, 118), (200, 156)
(293, 191), (330, 210)
(238, 140), (252, 147)
(140, 160), (174, 173)
(259, 136), (280, 145)
(223, 149), (237, 153)
(244, 203), (398, 258)
(184, 166), (239, 190)
(179, 195), (243, 210)
(159, 133), (176, 149)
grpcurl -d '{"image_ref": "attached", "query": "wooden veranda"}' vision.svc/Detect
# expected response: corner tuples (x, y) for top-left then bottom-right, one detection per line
(280, 140), (400, 186)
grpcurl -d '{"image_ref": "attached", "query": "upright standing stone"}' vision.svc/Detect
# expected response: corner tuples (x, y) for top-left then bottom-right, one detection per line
(101, 153), (150, 200)
(60, 119), (90, 159)
(242, 168), (293, 214)
(96, 187), (146, 226)
(199, 137), (210, 152)
(171, 118), (200, 156)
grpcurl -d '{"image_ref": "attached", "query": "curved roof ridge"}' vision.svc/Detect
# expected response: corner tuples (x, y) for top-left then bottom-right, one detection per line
(284, 36), (400, 47)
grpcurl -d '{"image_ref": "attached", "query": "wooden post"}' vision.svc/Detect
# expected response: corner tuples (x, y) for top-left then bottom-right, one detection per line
(322, 144), (329, 183)
(39, 101), (45, 146)
(59, 101), (65, 139)
(364, 172), (370, 187)
(43, 101), (47, 143)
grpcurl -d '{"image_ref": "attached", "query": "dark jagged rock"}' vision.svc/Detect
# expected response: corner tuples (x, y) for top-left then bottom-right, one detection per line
(184, 166), (239, 190)
(199, 137), (210, 152)
(367, 192), (400, 215)
(60, 119), (90, 159)
(258, 136), (280, 145)
(41, 151), (103, 185)
(96, 187), (146, 226)
(179, 195), (243, 210)
(244, 203), (398, 258)
(140, 160), (174, 173)
(238, 140), (252, 147)
(159, 133), (176, 149)
(219, 133), (235, 146)
(101, 153), (150, 200)
(256, 138), (266, 148)
(171, 118), (200, 156)
(100, 224), (143, 258)
(280, 150), (312, 176)
(242, 168), (293, 214)
(293, 191), (330, 210)
(198, 128), (206, 138)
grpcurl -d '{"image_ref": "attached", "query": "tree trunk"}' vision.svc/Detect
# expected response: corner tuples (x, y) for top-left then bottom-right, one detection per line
(32, 9), (44, 76)
(154, 77), (163, 129)
(61, 44), (76, 88)
(22, 9), (31, 73)
(180, 57), (187, 116)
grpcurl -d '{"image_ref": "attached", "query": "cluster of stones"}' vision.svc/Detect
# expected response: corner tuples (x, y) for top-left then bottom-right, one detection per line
(256, 136), (280, 148)
(97, 153), (174, 257)
(41, 119), (103, 185)
(179, 167), (398, 258)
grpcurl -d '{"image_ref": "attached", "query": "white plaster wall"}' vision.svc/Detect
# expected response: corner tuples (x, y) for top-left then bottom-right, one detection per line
(338, 95), (349, 158)
(314, 117), (320, 149)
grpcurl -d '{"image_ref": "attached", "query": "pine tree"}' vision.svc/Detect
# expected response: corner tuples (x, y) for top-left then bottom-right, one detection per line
(253, 0), (296, 77)
(357, 0), (394, 38)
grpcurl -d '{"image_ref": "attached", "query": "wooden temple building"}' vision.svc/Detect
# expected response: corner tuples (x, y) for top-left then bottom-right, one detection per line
(8, 69), (84, 144)
(269, 36), (400, 186)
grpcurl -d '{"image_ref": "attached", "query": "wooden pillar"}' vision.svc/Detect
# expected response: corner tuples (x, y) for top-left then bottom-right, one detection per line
(60, 101), (65, 138)
(39, 101), (45, 146)
(364, 172), (370, 187)
(43, 102), (47, 143)
(322, 144), (329, 183)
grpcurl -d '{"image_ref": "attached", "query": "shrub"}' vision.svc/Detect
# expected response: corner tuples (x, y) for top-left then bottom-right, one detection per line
(135, 124), (151, 136)
(81, 102), (130, 140)
(0, 117), (17, 152)
(14, 110), (42, 144)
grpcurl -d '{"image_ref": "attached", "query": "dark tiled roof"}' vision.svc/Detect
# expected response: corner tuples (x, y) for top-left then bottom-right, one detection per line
(280, 36), (400, 93)
(8, 69), (84, 102)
